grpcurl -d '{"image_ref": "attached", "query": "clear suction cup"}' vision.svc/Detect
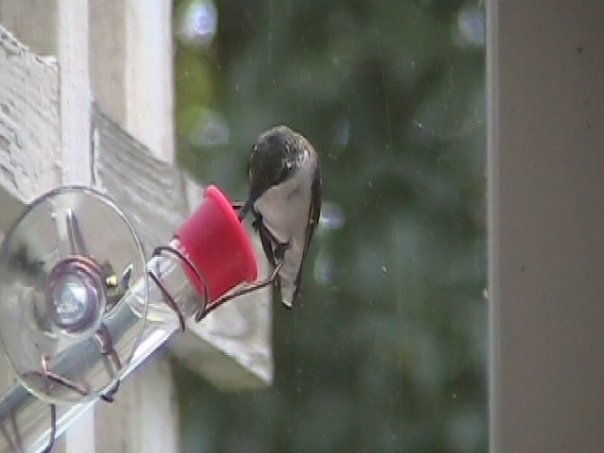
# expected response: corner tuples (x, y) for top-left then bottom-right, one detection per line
(0, 187), (148, 404)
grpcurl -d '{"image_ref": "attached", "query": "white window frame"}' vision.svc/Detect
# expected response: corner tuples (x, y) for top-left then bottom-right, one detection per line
(488, 1), (604, 451)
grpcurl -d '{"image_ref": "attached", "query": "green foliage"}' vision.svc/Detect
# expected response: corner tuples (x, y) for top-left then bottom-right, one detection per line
(174, 0), (486, 451)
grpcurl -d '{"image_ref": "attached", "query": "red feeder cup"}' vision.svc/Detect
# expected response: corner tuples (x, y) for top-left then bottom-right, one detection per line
(176, 185), (258, 301)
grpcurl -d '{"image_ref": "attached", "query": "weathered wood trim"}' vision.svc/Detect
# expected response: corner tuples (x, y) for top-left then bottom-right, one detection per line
(0, 25), (61, 205)
(124, 0), (175, 160)
(170, 281), (275, 390)
(89, 0), (127, 125)
(95, 352), (179, 453)
(57, 0), (92, 186)
(0, 0), (58, 56)
(0, 6), (273, 451)
(1, 18), (273, 395)
(65, 409), (95, 453)
(91, 106), (185, 254)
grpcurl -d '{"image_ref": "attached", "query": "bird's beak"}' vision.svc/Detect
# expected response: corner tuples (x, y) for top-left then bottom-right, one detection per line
(238, 197), (255, 221)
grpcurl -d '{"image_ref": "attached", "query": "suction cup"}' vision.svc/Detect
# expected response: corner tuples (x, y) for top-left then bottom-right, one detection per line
(0, 187), (148, 404)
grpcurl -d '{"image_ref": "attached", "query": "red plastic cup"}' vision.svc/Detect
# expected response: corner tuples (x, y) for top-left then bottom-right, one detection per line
(176, 185), (258, 300)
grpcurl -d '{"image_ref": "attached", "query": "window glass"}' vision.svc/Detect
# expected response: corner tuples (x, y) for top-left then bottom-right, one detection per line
(174, 0), (486, 451)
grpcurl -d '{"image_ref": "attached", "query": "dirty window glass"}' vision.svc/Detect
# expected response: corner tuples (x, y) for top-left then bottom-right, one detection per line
(173, 0), (486, 451)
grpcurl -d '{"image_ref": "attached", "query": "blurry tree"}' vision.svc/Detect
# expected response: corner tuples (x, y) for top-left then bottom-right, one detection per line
(173, 0), (486, 451)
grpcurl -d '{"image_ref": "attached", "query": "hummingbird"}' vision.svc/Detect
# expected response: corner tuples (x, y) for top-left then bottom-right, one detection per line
(238, 125), (322, 308)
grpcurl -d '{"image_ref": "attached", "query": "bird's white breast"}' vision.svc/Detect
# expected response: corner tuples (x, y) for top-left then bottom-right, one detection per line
(254, 152), (316, 246)
(253, 151), (317, 305)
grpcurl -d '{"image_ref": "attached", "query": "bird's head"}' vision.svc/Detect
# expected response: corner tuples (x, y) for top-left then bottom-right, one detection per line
(239, 125), (300, 219)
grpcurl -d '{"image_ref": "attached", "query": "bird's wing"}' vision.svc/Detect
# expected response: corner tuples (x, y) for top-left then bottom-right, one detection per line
(252, 210), (284, 302)
(292, 162), (322, 303)
(253, 212), (277, 268)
